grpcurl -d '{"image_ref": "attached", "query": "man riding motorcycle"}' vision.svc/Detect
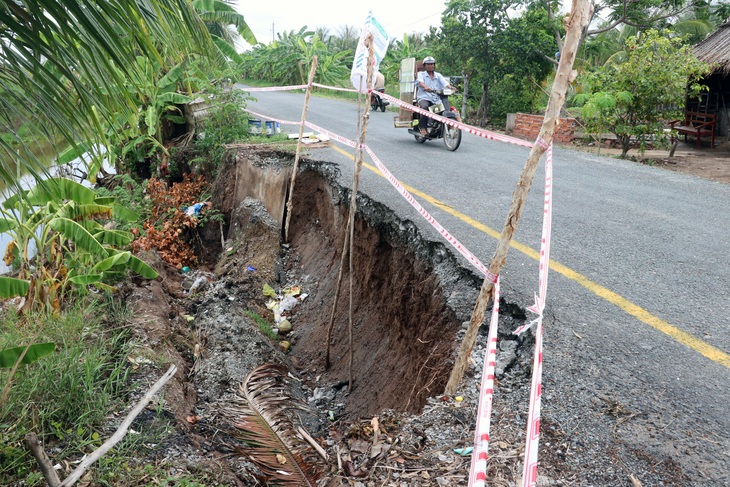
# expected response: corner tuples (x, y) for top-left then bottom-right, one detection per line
(416, 56), (454, 137)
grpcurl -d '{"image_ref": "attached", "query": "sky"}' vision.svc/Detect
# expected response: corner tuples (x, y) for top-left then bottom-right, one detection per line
(233, 0), (450, 47)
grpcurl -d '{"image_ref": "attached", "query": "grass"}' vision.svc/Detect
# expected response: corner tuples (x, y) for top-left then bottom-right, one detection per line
(245, 309), (278, 340)
(0, 296), (195, 486)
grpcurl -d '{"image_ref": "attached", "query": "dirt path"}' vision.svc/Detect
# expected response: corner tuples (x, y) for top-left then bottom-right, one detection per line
(569, 139), (730, 184)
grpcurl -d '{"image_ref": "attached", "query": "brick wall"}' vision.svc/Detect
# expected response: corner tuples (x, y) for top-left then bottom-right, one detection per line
(511, 113), (576, 143)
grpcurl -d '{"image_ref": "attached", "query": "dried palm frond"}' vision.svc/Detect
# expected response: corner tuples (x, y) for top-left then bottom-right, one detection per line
(224, 363), (325, 486)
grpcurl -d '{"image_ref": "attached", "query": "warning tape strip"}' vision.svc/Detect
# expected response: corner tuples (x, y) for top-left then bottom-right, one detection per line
(243, 84), (308, 92)
(376, 91), (535, 149)
(468, 276), (501, 486)
(513, 143), (552, 487)
(312, 82), (360, 93)
(244, 108), (300, 126)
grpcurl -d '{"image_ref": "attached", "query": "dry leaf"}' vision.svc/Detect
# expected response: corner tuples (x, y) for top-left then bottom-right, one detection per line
(572, 330), (583, 339)
(421, 471), (431, 479)
(371, 416), (380, 434)
(276, 453), (287, 465)
(186, 415), (200, 424)
(629, 475), (642, 486)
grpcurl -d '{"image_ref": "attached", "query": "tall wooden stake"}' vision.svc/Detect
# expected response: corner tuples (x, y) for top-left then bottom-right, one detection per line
(284, 56), (318, 243)
(323, 36), (375, 393)
(347, 37), (374, 392)
(445, 0), (593, 395)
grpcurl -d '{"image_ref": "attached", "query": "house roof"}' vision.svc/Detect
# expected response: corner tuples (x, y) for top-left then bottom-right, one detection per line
(693, 22), (730, 74)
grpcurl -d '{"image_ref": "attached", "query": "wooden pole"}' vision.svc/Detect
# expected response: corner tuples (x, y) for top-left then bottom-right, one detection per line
(347, 36), (375, 392)
(445, 0), (593, 395)
(323, 36), (375, 382)
(284, 56), (318, 243)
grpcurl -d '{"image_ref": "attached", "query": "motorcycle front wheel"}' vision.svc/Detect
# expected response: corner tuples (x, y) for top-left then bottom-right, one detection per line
(380, 103), (386, 112)
(443, 123), (462, 151)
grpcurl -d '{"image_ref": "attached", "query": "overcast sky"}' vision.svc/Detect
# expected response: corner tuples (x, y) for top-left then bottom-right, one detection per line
(234, 1), (449, 47)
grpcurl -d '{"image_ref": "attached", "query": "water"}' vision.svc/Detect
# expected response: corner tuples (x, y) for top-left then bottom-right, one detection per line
(0, 139), (75, 274)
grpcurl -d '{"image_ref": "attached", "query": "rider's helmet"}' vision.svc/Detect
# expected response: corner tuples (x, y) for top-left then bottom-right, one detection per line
(423, 56), (436, 66)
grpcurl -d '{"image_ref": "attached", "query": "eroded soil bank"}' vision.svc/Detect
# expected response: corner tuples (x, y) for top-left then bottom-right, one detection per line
(118, 145), (702, 485)
(118, 145), (534, 485)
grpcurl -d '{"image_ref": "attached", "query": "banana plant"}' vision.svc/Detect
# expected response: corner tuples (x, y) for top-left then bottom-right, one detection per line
(0, 178), (157, 312)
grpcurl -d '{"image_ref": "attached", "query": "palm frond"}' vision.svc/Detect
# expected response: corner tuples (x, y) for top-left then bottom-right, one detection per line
(224, 364), (325, 486)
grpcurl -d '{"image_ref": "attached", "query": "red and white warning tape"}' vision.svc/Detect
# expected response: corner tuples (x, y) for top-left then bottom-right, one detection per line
(468, 276), (501, 486)
(312, 82), (360, 93)
(511, 142), (552, 487)
(376, 91), (535, 149)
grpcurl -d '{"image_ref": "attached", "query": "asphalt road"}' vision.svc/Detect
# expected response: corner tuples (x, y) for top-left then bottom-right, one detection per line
(240, 85), (730, 482)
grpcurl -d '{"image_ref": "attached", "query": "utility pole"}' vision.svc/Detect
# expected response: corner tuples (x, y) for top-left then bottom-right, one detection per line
(272, 22), (274, 42)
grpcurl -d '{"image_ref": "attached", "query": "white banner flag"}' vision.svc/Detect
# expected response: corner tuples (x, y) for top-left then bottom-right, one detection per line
(350, 11), (390, 93)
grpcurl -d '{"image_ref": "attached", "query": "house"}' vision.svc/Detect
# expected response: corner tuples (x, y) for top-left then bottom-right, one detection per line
(691, 21), (730, 137)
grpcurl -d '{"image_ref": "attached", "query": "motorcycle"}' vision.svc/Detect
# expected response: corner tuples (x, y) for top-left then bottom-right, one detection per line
(407, 88), (462, 151)
(370, 88), (389, 112)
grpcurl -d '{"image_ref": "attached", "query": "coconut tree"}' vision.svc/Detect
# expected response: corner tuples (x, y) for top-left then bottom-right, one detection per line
(0, 0), (218, 189)
(192, 0), (257, 62)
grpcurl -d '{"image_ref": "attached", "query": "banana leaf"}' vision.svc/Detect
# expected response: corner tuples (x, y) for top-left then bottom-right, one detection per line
(0, 218), (18, 233)
(68, 274), (103, 285)
(0, 343), (56, 368)
(92, 251), (132, 272)
(48, 217), (107, 256)
(0, 276), (30, 298)
(26, 178), (96, 205)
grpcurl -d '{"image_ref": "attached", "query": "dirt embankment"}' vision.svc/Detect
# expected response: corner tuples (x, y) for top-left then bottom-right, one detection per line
(116, 145), (704, 486)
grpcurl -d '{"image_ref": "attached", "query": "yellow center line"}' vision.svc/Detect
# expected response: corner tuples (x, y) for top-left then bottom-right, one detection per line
(329, 143), (730, 368)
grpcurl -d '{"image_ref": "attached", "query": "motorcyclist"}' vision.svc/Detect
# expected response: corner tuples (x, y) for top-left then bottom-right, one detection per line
(416, 56), (454, 136)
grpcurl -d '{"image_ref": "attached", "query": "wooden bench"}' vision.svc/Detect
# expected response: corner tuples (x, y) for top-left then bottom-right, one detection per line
(669, 111), (716, 148)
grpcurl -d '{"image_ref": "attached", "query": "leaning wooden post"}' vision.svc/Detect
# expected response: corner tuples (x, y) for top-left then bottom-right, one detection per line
(323, 35), (375, 380)
(347, 38), (375, 392)
(284, 56), (318, 243)
(445, 0), (593, 395)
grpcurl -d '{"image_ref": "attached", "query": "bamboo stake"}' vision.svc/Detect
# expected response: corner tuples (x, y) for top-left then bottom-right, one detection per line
(347, 36), (375, 393)
(284, 56), (318, 243)
(445, 0), (593, 395)
(323, 36), (375, 379)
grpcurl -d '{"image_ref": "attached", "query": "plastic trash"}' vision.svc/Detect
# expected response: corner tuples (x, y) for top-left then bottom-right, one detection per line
(262, 284), (276, 298)
(185, 202), (209, 217)
(247, 265), (256, 272)
(279, 295), (299, 313)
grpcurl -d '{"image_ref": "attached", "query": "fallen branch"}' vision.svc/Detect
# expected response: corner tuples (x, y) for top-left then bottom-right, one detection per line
(24, 433), (60, 487)
(26, 364), (178, 487)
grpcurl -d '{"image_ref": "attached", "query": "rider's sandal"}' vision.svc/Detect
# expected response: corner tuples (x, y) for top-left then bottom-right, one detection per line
(420, 129), (428, 136)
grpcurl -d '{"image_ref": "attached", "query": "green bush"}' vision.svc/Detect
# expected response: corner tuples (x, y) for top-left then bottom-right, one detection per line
(183, 89), (252, 180)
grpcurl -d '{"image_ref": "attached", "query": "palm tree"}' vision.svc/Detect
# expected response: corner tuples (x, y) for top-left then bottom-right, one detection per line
(0, 0), (219, 186)
(192, 0), (257, 61)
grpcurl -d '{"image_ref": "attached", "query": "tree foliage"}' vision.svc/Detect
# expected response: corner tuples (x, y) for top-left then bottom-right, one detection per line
(574, 29), (711, 156)
(240, 27), (351, 86)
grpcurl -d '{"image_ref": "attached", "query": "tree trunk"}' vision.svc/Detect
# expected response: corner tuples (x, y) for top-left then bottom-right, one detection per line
(461, 74), (469, 120)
